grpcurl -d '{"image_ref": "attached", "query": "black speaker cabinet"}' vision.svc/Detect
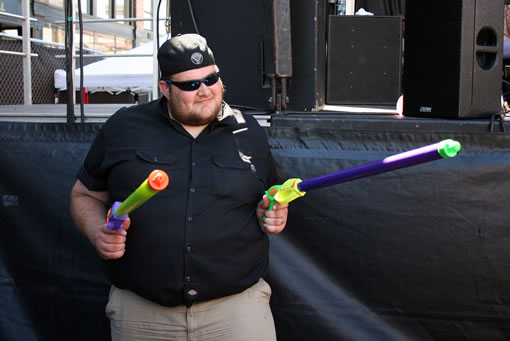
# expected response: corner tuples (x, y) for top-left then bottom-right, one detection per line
(287, 0), (328, 111)
(170, 0), (270, 109)
(403, 0), (504, 118)
(170, 0), (329, 112)
(326, 15), (403, 106)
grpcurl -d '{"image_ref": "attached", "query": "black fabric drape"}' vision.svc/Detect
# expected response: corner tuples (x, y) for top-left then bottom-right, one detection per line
(1, 118), (510, 340)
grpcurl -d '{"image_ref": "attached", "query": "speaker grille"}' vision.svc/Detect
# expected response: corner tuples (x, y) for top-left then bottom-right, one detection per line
(404, 1), (464, 117)
(327, 16), (402, 105)
(403, 0), (503, 118)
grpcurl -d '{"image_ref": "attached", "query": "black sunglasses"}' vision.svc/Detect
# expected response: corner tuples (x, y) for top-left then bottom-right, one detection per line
(164, 72), (220, 91)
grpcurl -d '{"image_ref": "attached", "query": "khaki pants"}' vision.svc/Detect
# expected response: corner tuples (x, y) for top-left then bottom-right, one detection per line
(106, 278), (277, 341)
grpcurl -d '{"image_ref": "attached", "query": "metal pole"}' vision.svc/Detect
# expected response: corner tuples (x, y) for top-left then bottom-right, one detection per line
(152, 0), (159, 100)
(22, 0), (32, 104)
(54, 53), (152, 58)
(0, 50), (38, 56)
(0, 11), (37, 21)
(65, 0), (76, 122)
(54, 17), (170, 24)
(0, 32), (100, 53)
(71, 2), (76, 106)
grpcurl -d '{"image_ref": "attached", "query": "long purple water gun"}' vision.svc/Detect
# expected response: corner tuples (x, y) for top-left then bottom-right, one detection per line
(265, 139), (461, 209)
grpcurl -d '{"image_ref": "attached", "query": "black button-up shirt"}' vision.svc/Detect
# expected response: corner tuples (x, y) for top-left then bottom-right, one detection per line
(77, 98), (277, 306)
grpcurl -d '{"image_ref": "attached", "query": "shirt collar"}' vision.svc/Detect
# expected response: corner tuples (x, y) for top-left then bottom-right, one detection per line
(216, 102), (240, 126)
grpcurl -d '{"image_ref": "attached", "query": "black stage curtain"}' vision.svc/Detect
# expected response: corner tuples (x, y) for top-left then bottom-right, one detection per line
(1, 118), (509, 340)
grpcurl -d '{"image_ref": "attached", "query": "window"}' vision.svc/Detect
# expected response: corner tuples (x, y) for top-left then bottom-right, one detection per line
(79, 0), (90, 16)
(96, 0), (111, 18)
(143, 0), (151, 30)
(115, 0), (126, 18)
(48, 0), (64, 8)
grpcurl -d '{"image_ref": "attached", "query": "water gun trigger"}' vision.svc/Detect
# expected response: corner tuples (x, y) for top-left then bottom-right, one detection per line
(265, 185), (281, 210)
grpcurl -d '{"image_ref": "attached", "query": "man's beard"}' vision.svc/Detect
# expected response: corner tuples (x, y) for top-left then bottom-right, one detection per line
(168, 87), (225, 127)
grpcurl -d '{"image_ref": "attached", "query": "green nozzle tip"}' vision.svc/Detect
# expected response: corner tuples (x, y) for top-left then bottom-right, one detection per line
(438, 139), (461, 158)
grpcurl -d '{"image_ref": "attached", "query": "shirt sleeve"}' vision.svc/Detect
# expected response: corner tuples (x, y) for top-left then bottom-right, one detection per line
(76, 127), (108, 191)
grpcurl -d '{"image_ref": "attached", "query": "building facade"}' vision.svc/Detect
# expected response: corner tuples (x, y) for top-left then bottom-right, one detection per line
(0, 0), (169, 52)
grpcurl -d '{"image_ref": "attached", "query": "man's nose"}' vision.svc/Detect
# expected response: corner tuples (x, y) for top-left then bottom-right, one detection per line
(197, 82), (211, 94)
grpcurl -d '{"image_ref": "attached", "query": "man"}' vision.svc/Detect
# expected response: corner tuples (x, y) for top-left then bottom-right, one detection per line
(70, 33), (288, 341)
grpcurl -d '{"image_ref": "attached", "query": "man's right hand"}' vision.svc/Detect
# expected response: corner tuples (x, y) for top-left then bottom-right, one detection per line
(71, 179), (132, 260)
(94, 217), (130, 259)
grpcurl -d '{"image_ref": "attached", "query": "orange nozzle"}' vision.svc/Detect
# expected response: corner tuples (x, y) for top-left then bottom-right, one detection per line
(147, 170), (169, 191)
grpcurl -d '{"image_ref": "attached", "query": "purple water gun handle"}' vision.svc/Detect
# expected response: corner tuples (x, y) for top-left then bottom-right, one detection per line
(107, 201), (127, 230)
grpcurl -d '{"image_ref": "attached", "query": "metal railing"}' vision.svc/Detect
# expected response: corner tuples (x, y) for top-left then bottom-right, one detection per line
(0, 32), (102, 54)
(0, 11), (37, 22)
(54, 17), (169, 24)
(60, 3), (163, 107)
(1, 0), (164, 106)
(0, 0), (35, 104)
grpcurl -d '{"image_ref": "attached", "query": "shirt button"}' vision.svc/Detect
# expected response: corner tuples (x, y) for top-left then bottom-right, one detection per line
(153, 157), (158, 162)
(186, 246), (192, 252)
(191, 162), (196, 166)
(187, 216), (193, 221)
(190, 188), (195, 193)
(185, 276), (191, 282)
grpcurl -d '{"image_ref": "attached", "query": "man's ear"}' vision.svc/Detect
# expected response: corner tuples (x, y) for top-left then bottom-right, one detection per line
(159, 81), (170, 98)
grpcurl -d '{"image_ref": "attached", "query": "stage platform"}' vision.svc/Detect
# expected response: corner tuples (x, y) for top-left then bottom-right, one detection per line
(0, 103), (508, 133)
(0, 103), (275, 125)
(270, 112), (509, 134)
(0, 104), (129, 123)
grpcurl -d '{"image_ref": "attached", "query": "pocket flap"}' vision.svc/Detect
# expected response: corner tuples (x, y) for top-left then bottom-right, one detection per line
(212, 155), (251, 170)
(136, 149), (178, 165)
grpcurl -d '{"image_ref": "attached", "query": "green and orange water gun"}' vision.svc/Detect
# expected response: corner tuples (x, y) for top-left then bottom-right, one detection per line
(106, 169), (169, 230)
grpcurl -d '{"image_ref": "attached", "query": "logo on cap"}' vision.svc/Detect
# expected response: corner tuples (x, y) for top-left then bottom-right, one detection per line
(191, 52), (204, 65)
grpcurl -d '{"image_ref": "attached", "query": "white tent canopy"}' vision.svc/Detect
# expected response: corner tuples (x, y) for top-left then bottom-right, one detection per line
(54, 43), (156, 93)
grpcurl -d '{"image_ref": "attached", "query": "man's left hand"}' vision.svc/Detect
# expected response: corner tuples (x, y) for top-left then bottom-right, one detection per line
(257, 195), (289, 234)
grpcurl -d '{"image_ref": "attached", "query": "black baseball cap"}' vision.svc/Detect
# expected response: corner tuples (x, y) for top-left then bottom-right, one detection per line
(158, 34), (216, 78)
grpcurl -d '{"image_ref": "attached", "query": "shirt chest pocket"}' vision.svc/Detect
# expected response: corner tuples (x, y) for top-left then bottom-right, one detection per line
(135, 149), (185, 193)
(136, 149), (179, 165)
(211, 155), (265, 203)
